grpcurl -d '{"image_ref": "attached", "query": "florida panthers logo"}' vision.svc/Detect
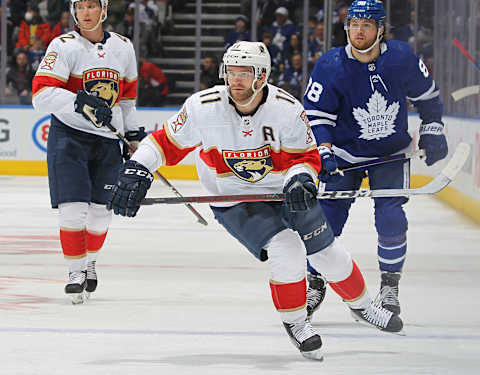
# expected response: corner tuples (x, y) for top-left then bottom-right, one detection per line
(223, 146), (273, 182)
(83, 68), (120, 108)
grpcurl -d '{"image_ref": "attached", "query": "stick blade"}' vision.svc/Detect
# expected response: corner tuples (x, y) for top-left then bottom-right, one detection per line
(441, 142), (470, 181)
(451, 85), (480, 101)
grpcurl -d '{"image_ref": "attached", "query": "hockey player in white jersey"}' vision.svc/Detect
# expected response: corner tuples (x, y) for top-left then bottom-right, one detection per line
(107, 41), (403, 360)
(32, 0), (146, 304)
(304, 0), (448, 319)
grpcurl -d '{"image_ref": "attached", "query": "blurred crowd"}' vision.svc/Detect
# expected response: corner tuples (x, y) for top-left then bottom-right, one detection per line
(0, 0), (436, 105)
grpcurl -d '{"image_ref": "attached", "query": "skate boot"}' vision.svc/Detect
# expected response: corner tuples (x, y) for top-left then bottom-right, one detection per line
(306, 273), (327, 320)
(65, 271), (87, 305)
(283, 319), (324, 360)
(85, 260), (97, 299)
(350, 300), (403, 333)
(377, 272), (401, 315)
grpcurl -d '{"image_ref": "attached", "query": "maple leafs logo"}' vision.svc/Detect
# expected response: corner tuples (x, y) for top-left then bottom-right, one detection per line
(352, 91), (399, 141)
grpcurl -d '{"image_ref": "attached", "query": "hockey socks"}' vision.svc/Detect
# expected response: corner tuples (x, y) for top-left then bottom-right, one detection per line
(329, 261), (370, 309)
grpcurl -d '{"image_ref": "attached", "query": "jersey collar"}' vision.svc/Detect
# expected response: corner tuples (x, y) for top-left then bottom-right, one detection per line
(345, 42), (388, 60)
(229, 86), (269, 117)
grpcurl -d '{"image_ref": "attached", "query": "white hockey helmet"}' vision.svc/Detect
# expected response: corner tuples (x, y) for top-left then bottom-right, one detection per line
(220, 41), (271, 106)
(70, 0), (108, 31)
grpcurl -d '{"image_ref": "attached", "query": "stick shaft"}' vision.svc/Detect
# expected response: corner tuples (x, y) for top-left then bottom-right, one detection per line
(339, 150), (425, 173)
(453, 38), (480, 72)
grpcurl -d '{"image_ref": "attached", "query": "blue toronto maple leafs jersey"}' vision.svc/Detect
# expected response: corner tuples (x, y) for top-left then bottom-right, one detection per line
(304, 40), (443, 161)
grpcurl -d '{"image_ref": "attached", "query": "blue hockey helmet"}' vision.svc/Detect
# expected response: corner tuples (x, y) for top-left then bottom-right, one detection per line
(346, 0), (386, 27)
(345, 0), (386, 54)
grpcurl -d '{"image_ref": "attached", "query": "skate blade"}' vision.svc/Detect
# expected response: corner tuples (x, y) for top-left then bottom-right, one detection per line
(68, 292), (85, 305)
(84, 291), (92, 300)
(350, 311), (403, 335)
(301, 348), (324, 361)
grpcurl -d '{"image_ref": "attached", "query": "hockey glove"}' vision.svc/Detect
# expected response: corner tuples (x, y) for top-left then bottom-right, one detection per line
(283, 173), (318, 212)
(418, 122), (448, 166)
(74, 90), (112, 128)
(122, 127), (147, 160)
(318, 146), (343, 184)
(107, 160), (153, 217)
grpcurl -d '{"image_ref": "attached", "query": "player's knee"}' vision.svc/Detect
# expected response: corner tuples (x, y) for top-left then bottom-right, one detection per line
(87, 203), (113, 233)
(58, 202), (89, 229)
(266, 229), (306, 283)
(307, 238), (353, 282)
(374, 204), (407, 236)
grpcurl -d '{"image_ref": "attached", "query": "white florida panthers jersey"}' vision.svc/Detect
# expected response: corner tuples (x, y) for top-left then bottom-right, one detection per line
(133, 85), (321, 206)
(32, 30), (139, 138)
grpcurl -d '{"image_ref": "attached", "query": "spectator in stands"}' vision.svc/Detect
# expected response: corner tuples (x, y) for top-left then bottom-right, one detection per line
(332, 2), (348, 47)
(264, 7), (298, 55)
(278, 52), (303, 100)
(9, 0), (28, 26)
(50, 10), (73, 40)
(15, 4), (51, 52)
(116, 7), (150, 55)
(283, 32), (301, 70)
(225, 15), (250, 50)
(138, 57), (169, 107)
(27, 37), (46, 71)
(200, 54), (223, 90)
(262, 30), (283, 83)
(257, 1), (295, 30)
(105, 0), (126, 28)
(6, 51), (35, 105)
(308, 22), (324, 69)
(390, 0), (413, 43)
(0, 4), (15, 57)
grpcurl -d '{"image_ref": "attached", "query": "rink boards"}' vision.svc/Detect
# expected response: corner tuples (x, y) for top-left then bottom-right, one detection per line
(0, 105), (479, 223)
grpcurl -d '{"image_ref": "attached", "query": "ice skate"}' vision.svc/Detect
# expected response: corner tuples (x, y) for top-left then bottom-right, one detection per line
(377, 272), (401, 315)
(283, 320), (324, 360)
(306, 273), (327, 320)
(85, 260), (97, 299)
(350, 300), (403, 333)
(65, 271), (86, 305)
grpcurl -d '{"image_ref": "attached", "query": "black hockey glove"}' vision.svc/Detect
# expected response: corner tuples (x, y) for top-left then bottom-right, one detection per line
(418, 122), (448, 166)
(318, 145), (343, 184)
(283, 173), (318, 212)
(122, 127), (147, 160)
(74, 90), (112, 128)
(107, 160), (153, 217)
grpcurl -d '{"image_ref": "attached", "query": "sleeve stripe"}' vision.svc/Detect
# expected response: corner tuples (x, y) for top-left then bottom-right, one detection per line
(305, 109), (338, 120)
(309, 119), (336, 127)
(407, 81), (437, 101)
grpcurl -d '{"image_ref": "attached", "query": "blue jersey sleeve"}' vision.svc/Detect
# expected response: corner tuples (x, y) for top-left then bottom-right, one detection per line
(404, 47), (443, 124)
(303, 50), (342, 145)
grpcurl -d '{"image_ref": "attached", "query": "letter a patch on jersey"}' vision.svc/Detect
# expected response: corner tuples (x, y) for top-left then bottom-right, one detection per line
(223, 146), (273, 182)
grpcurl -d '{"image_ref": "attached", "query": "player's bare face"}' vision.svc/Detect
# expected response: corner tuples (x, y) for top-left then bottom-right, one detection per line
(227, 66), (255, 103)
(349, 19), (379, 50)
(75, 0), (102, 29)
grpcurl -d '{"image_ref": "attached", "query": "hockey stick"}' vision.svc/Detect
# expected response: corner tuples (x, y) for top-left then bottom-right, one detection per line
(331, 149), (425, 175)
(453, 38), (480, 73)
(142, 143), (470, 205)
(451, 39), (480, 101)
(451, 85), (480, 102)
(104, 122), (208, 226)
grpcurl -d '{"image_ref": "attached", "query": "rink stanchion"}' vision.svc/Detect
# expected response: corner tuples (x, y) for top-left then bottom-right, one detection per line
(142, 143), (470, 206)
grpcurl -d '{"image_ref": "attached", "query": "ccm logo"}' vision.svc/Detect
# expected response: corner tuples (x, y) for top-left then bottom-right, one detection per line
(303, 223), (328, 240)
(124, 168), (154, 181)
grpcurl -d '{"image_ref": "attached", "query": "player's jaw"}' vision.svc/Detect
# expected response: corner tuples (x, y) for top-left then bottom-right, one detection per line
(229, 84), (254, 103)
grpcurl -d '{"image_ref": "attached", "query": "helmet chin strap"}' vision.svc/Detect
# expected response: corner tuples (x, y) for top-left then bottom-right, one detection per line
(226, 77), (265, 108)
(346, 26), (383, 54)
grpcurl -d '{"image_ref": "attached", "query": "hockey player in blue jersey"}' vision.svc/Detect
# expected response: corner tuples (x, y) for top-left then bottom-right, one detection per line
(304, 0), (448, 320)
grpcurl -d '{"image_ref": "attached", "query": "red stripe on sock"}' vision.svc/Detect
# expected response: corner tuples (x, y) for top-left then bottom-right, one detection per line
(60, 229), (86, 257)
(329, 261), (366, 301)
(87, 231), (107, 252)
(269, 278), (306, 311)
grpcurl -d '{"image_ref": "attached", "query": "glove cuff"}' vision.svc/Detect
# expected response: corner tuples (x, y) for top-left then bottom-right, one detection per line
(419, 122), (444, 136)
(318, 145), (332, 156)
(125, 127), (147, 142)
